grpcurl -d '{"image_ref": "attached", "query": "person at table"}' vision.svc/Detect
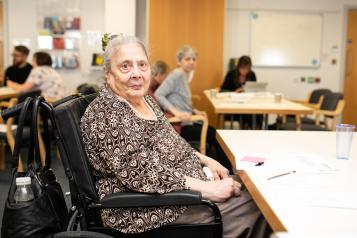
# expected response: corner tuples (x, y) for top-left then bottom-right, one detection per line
(81, 33), (270, 237)
(3, 45), (32, 86)
(220, 56), (262, 129)
(155, 45), (233, 173)
(7, 51), (66, 100)
(220, 55), (256, 93)
(147, 60), (169, 97)
(148, 60), (185, 133)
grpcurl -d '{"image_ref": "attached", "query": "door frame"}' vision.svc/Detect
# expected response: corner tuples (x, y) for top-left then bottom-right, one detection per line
(340, 5), (357, 94)
(1, 0), (9, 67)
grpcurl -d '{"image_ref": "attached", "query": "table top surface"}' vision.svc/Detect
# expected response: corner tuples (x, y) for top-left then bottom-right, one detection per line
(217, 130), (357, 235)
(0, 87), (18, 99)
(204, 90), (313, 114)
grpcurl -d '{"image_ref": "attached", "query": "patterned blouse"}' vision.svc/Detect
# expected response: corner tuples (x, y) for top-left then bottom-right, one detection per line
(27, 66), (67, 100)
(81, 86), (207, 233)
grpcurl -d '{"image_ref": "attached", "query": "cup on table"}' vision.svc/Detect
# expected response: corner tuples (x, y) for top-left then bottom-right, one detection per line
(210, 89), (217, 98)
(336, 124), (355, 160)
(274, 93), (283, 103)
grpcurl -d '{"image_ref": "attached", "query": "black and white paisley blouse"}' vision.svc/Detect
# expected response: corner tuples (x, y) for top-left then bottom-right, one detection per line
(80, 86), (207, 233)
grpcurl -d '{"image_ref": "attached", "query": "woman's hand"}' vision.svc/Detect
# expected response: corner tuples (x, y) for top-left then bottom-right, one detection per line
(185, 176), (241, 203)
(193, 109), (207, 118)
(177, 111), (192, 121)
(170, 107), (192, 121)
(198, 153), (229, 180)
(204, 178), (241, 202)
(205, 158), (230, 180)
(235, 87), (244, 93)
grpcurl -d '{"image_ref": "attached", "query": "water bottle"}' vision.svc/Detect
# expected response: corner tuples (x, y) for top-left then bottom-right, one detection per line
(14, 177), (35, 203)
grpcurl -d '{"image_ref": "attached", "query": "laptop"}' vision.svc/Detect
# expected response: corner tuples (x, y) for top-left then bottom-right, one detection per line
(243, 82), (268, 93)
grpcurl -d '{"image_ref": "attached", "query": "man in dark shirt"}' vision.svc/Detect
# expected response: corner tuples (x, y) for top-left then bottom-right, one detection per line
(4, 45), (32, 86)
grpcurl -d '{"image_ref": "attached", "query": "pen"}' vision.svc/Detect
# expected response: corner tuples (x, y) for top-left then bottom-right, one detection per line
(267, 170), (296, 180)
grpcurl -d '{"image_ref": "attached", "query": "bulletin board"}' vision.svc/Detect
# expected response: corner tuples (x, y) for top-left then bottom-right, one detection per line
(250, 11), (322, 68)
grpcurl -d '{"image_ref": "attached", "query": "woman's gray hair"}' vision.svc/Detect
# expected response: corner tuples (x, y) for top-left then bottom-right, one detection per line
(151, 60), (169, 77)
(102, 33), (148, 73)
(176, 45), (197, 62)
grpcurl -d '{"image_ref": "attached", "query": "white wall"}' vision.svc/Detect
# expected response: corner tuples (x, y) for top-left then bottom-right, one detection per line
(5, 0), (136, 93)
(135, 0), (147, 44)
(224, 0), (357, 100)
(105, 0), (136, 35)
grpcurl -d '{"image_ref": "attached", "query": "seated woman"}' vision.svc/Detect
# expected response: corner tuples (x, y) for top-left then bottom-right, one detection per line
(220, 56), (262, 129)
(221, 55), (256, 92)
(155, 45), (233, 172)
(81, 34), (269, 237)
(7, 51), (66, 101)
(147, 60), (169, 97)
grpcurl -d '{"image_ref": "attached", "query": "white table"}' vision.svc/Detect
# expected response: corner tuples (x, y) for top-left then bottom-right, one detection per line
(217, 130), (357, 236)
(205, 91), (313, 129)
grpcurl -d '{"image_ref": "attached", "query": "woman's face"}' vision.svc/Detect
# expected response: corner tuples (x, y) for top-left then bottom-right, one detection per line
(178, 53), (196, 73)
(106, 43), (151, 100)
(238, 66), (250, 76)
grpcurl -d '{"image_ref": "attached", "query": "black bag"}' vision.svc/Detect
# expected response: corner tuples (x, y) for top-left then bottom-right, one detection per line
(1, 96), (68, 238)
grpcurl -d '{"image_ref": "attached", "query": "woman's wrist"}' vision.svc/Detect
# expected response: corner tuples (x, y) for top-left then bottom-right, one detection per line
(185, 176), (207, 192)
(195, 152), (209, 166)
(169, 107), (181, 117)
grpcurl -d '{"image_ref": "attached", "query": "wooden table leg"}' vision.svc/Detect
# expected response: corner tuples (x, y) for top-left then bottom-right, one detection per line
(217, 114), (224, 129)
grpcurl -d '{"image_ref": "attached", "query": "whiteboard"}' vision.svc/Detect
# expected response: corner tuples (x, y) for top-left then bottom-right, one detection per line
(250, 11), (322, 68)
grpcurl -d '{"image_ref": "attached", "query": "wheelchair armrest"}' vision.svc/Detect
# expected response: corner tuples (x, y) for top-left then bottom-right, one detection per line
(98, 190), (202, 208)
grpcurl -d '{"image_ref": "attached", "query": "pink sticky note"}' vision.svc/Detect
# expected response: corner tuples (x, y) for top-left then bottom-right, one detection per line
(241, 156), (266, 163)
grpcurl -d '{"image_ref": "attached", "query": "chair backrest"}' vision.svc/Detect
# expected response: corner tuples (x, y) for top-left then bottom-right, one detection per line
(308, 89), (332, 104)
(76, 83), (99, 95)
(228, 58), (239, 71)
(53, 93), (99, 202)
(320, 93), (343, 111)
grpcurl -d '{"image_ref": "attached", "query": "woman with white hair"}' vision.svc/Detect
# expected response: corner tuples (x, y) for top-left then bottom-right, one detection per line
(155, 45), (233, 173)
(81, 34), (270, 237)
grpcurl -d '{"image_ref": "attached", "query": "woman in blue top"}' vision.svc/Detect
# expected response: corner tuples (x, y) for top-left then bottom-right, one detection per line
(155, 45), (233, 173)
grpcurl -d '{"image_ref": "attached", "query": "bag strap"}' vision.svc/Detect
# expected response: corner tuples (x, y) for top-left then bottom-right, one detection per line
(38, 98), (53, 169)
(30, 96), (42, 169)
(41, 104), (52, 169)
(30, 96), (53, 170)
(11, 97), (34, 169)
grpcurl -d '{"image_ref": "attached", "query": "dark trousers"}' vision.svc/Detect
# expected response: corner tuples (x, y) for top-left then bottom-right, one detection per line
(180, 123), (233, 173)
(225, 114), (263, 129)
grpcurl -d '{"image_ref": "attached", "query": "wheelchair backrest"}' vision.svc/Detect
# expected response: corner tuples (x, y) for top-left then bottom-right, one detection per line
(53, 93), (99, 201)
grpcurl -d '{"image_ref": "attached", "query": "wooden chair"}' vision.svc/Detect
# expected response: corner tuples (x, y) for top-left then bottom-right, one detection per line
(315, 99), (345, 130)
(0, 98), (20, 171)
(168, 114), (209, 155)
(281, 89), (333, 125)
(291, 88), (332, 109)
(280, 93), (344, 131)
(0, 96), (48, 171)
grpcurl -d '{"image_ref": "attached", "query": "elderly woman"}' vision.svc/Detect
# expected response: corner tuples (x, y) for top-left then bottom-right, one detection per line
(7, 51), (67, 100)
(81, 34), (269, 237)
(154, 45), (233, 172)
